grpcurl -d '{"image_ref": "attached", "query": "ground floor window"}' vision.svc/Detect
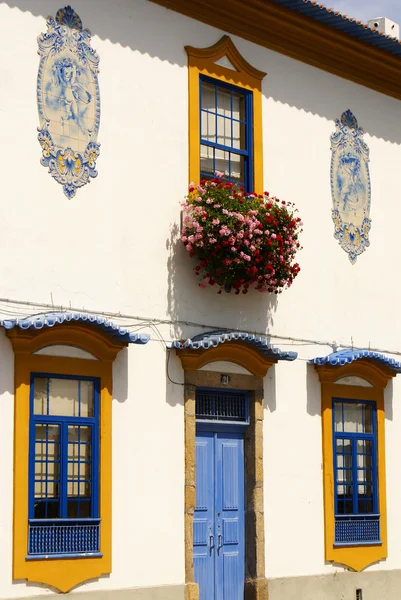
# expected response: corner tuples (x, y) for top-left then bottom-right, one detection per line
(28, 375), (100, 557)
(333, 399), (379, 544)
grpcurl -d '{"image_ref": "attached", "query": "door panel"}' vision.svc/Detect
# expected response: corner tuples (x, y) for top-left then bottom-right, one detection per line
(216, 434), (245, 600)
(194, 432), (215, 600)
(194, 431), (244, 600)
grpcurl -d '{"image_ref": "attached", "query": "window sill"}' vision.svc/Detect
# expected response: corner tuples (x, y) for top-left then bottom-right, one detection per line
(333, 541), (382, 547)
(26, 552), (103, 560)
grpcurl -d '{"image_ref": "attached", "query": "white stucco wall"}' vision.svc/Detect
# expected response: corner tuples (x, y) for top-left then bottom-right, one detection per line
(1, 0), (401, 596)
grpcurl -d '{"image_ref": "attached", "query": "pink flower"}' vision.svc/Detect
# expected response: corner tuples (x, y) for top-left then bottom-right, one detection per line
(214, 204), (221, 208)
(212, 219), (220, 225)
(215, 171), (224, 177)
(195, 196), (202, 203)
(181, 236), (188, 243)
(186, 244), (193, 251)
(271, 233), (277, 239)
(231, 247), (237, 252)
(206, 198), (213, 204)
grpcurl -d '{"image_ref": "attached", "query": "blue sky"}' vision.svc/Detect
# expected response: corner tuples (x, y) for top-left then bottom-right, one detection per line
(327, 0), (401, 24)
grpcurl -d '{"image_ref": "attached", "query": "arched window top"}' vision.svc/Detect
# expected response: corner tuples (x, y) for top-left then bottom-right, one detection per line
(169, 330), (296, 377)
(3, 312), (149, 362)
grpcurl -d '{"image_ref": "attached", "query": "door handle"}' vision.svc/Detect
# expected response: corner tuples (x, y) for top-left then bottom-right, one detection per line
(217, 532), (223, 553)
(208, 532), (215, 552)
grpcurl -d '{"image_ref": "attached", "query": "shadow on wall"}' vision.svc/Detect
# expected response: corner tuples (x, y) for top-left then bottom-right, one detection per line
(6, 0), (401, 145)
(166, 222), (278, 339)
(306, 364), (321, 417)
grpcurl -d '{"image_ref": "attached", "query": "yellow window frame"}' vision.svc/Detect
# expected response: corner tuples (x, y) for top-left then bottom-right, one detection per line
(7, 323), (126, 592)
(185, 35), (266, 193)
(314, 359), (393, 572)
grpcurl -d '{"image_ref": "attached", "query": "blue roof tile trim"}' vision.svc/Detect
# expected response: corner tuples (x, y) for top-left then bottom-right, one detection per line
(168, 330), (297, 361)
(270, 0), (401, 58)
(0, 312), (150, 345)
(309, 350), (401, 373)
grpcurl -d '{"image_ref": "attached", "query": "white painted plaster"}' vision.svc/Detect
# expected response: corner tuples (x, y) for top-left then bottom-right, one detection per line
(199, 361), (252, 375)
(34, 345), (97, 359)
(334, 375), (373, 387)
(0, 0), (401, 596)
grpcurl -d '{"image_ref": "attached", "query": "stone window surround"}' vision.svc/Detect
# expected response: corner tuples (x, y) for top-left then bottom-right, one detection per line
(183, 367), (270, 600)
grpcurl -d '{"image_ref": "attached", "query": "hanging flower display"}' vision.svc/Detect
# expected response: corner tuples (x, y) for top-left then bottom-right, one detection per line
(180, 174), (303, 294)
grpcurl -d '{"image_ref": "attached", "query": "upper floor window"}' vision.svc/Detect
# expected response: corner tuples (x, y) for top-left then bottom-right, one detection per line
(185, 36), (266, 194)
(200, 76), (253, 191)
(28, 374), (100, 557)
(333, 399), (379, 545)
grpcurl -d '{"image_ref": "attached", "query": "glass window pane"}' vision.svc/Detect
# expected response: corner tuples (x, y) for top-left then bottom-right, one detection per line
(215, 148), (230, 179)
(232, 120), (246, 150)
(217, 116), (231, 147)
(33, 377), (47, 415)
(341, 402), (374, 433)
(48, 378), (79, 417)
(79, 502), (91, 518)
(200, 144), (214, 176)
(80, 381), (94, 418)
(232, 92), (246, 121)
(334, 402), (343, 432)
(201, 81), (215, 111)
(230, 153), (244, 182)
(201, 110), (216, 143)
(364, 404), (373, 433)
(217, 87), (230, 116)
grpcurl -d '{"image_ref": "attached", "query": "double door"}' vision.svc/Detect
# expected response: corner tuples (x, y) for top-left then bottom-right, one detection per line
(193, 430), (245, 600)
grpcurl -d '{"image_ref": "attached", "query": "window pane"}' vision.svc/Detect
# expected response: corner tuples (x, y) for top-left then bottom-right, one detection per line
(48, 378), (79, 416)
(67, 425), (92, 519)
(334, 402), (343, 432)
(33, 424), (60, 519)
(230, 153), (244, 182)
(215, 148), (230, 179)
(232, 120), (246, 150)
(200, 144), (214, 176)
(217, 87), (231, 116)
(201, 110), (216, 143)
(33, 377), (47, 415)
(80, 381), (94, 417)
(343, 402), (373, 433)
(232, 92), (246, 121)
(201, 81), (215, 111)
(217, 116), (231, 147)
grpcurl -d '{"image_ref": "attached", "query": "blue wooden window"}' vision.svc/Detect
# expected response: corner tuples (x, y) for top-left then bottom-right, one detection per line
(200, 76), (253, 191)
(28, 374), (101, 557)
(333, 399), (380, 545)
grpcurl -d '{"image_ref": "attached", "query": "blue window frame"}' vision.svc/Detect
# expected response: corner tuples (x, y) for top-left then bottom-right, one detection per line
(333, 399), (380, 545)
(200, 75), (253, 192)
(28, 374), (101, 558)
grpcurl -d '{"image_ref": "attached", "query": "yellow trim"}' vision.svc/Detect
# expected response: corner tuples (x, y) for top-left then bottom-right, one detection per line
(315, 360), (393, 572)
(185, 36), (266, 193)
(8, 324), (126, 592)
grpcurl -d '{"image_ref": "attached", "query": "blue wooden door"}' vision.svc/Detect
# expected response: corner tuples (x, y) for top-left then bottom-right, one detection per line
(194, 431), (245, 600)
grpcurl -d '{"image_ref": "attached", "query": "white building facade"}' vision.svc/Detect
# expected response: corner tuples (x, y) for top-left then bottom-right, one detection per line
(1, 0), (401, 599)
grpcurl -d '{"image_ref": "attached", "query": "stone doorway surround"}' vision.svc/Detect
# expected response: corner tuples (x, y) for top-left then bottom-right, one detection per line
(174, 337), (284, 600)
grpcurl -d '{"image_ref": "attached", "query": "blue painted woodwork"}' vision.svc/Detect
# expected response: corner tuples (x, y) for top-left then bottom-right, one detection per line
(28, 374), (100, 556)
(332, 398), (380, 544)
(168, 330), (297, 361)
(200, 76), (253, 192)
(194, 430), (245, 600)
(309, 349), (401, 373)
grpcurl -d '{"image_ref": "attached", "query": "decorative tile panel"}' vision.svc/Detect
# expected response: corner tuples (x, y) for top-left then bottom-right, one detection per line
(37, 6), (100, 198)
(330, 110), (371, 263)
